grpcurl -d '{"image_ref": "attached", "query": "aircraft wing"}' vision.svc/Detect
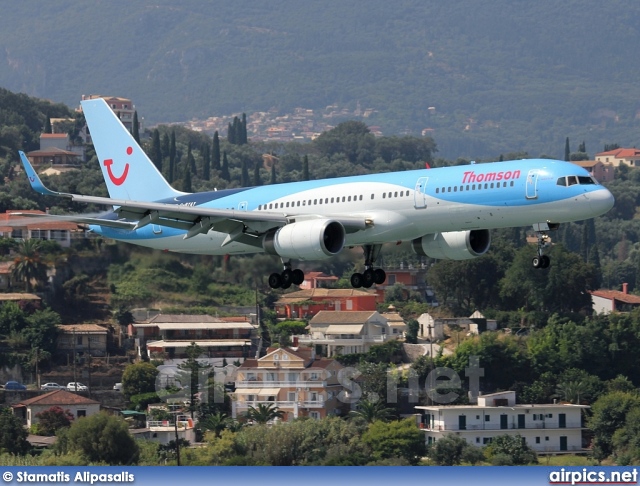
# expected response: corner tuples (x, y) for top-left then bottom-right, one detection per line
(18, 151), (367, 241)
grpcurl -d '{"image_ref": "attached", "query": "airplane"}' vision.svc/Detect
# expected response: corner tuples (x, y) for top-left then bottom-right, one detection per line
(18, 98), (614, 290)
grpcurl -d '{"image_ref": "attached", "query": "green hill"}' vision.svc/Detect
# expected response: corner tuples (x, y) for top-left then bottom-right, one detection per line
(1, 1), (640, 158)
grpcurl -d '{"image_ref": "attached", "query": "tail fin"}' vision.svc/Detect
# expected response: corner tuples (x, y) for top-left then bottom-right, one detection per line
(81, 98), (185, 201)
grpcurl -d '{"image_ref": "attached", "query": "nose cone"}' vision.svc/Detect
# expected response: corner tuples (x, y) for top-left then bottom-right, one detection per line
(590, 188), (615, 216)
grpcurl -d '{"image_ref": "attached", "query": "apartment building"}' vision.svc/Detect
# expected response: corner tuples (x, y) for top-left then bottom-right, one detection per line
(416, 391), (588, 454)
(232, 346), (347, 421)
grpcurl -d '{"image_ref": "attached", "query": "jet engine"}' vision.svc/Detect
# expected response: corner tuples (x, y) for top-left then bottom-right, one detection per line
(263, 219), (346, 260)
(411, 229), (491, 260)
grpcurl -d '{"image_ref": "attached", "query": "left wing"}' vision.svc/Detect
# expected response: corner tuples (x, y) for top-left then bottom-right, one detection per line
(18, 151), (367, 244)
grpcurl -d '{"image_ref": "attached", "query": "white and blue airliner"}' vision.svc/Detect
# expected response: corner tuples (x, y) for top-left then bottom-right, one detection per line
(19, 98), (614, 289)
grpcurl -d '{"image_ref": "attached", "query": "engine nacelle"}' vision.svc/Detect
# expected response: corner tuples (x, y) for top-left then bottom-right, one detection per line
(263, 219), (345, 261)
(412, 229), (491, 260)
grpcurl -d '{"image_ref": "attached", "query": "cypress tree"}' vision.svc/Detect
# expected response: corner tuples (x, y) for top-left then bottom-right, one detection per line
(241, 113), (248, 145)
(227, 122), (235, 145)
(564, 137), (570, 162)
(253, 162), (262, 186)
(302, 155), (310, 181)
(202, 142), (211, 181)
(169, 130), (177, 183)
(212, 131), (221, 170)
(151, 129), (162, 172)
(187, 141), (197, 175)
(161, 133), (170, 168)
(132, 111), (140, 144)
(221, 151), (230, 181)
(44, 117), (52, 134)
(270, 162), (277, 184)
(581, 223), (589, 262)
(241, 159), (250, 186)
(183, 163), (192, 192)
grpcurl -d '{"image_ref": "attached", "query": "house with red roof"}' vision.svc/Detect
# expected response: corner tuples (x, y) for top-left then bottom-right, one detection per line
(274, 288), (378, 319)
(0, 210), (82, 248)
(595, 148), (640, 168)
(590, 283), (640, 314)
(12, 390), (100, 428)
(571, 160), (614, 182)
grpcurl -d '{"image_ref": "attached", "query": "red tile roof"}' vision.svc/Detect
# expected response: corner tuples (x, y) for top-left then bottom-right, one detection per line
(596, 148), (640, 158)
(12, 390), (99, 407)
(590, 290), (640, 304)
(0, 210), (79, 231)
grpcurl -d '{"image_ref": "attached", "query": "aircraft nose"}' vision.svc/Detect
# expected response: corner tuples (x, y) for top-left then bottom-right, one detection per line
(589, 188), (615, 216)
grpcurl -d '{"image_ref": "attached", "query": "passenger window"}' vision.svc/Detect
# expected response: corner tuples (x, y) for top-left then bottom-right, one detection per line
(383, 193), (386, 198)
(359, 195), (363, 201)
(348, 196), (351, 202)
(394, 191), (398, 197)
(436, 188), (439, 193)
(371, 194), (374, 199)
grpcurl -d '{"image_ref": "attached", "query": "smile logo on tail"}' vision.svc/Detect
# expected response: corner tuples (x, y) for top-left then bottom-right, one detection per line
(104, 147), (132, 186)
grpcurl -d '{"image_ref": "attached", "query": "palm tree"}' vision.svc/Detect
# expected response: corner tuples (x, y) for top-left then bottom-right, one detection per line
(245, 403), (285, 424)
(199, 412), (230, 437)
(349, 399), (396, 423)
(11, 239), (48, 292)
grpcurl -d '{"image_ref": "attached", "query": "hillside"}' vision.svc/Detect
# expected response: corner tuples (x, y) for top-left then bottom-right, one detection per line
(2, 1), (640, 159)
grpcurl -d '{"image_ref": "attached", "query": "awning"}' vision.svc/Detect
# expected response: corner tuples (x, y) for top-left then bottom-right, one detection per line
(257, 388), (281, 396)
(325, 324), (363, 334)
(233, 388), (256, 395)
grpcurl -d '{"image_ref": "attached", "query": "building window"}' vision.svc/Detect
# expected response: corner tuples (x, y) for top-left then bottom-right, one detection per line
(536, 437), (541, 444)
(485, 415), (490, 421)
(77, 410), (87, 418)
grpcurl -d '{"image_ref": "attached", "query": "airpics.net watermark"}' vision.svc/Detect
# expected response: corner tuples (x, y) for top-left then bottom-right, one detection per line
(154, 356), (484, 406)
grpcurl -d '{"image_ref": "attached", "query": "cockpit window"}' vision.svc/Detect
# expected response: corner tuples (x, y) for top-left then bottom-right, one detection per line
(578, 176), (595, 185)
(557, 175), (599, 187)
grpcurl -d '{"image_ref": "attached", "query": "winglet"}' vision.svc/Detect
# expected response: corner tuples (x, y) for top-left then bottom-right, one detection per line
(19, 151), (69, 197)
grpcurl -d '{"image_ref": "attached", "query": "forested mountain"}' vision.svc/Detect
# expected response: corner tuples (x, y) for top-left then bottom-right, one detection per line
(1, 1), (640, 159)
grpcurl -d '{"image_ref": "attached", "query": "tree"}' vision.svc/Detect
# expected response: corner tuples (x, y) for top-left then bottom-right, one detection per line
(588, 391), (640, 461)
(150, 129), (162, 172)
(349, 399), (396, 423)
(245, 403), (285, 424)
(253, 161), (262, 186)
(212, 131), (221, 170)
(0, 407), (30, 455)
(11, 238), (48, 292)
(35, 406), (74, 436)
(22, 308), (61, 356)
(202, 140), (211, 181)
(132, 111), (140, 144)
(221, 151), (230, 181)
(169, 130), (176, 182)
(176, 343), (211, 418)
(429, 433), (482, 465)
(302, 155), (310, 181)
(241, 159), (249, 186)
(405, 319), (420, 344)
(199, 412), (230, 437)
(485, 434), (537, 465)
(56, 412), (139, 465)
(361, 418), (426, 465)
(121, 362), (159, 399)
(564, 137), (570, 161)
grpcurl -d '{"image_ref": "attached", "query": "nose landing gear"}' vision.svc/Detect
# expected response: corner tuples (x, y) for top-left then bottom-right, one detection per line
(531, 223), (555, 269)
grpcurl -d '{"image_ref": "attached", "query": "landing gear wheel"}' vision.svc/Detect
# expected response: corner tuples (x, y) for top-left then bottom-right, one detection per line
(540, 255), (550, 269)
(292, 269), (304, 285)
(268, 272), (282, 289)
(281, 269), (293, 289)
(373, 268), (386, 285)
(362, 269), (375, 288)
(532, 256), (542, 269)
(351, 273), (364, 288)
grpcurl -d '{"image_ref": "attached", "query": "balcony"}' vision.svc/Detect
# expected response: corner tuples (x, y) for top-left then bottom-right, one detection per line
(234, 400), (325, 410)
(420, 422), (584, 432)
(235, 380), (327, 388)
(293, 334), (388, 345)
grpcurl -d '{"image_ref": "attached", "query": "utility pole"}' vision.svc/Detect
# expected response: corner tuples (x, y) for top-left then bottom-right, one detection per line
(73, 327), (77, 392)
(173, 413), (181, 466)
(35, 347), (39, 390)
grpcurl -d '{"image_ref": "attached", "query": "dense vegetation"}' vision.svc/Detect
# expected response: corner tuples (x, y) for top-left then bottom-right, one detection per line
(2, 2), (640, 158)
(2, 88), (640, 464)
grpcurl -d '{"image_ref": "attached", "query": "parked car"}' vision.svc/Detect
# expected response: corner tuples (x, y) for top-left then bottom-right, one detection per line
(113, 383), (122, 392)
(5, 381), (27, 391)
(41, 382), (65, 391)
(66, 382), (88, 392)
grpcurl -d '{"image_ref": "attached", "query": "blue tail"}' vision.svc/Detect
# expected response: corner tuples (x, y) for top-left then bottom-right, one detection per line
(81, 98), (185, 201)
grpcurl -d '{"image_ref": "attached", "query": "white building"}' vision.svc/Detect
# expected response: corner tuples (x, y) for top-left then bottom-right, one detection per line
(416, 391), (588, 454)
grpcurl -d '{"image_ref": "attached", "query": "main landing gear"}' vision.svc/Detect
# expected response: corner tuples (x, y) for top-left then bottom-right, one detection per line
(351, 244), (386, 289)
(531, 223), (555, 269)
(268, 261), (305, 289)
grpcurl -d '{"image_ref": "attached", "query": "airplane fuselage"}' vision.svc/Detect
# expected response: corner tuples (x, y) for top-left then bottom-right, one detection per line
(92, 158), (613, 255)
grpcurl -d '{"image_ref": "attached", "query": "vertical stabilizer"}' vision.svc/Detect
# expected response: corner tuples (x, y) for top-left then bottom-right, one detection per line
(81, 98), (185, 201)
